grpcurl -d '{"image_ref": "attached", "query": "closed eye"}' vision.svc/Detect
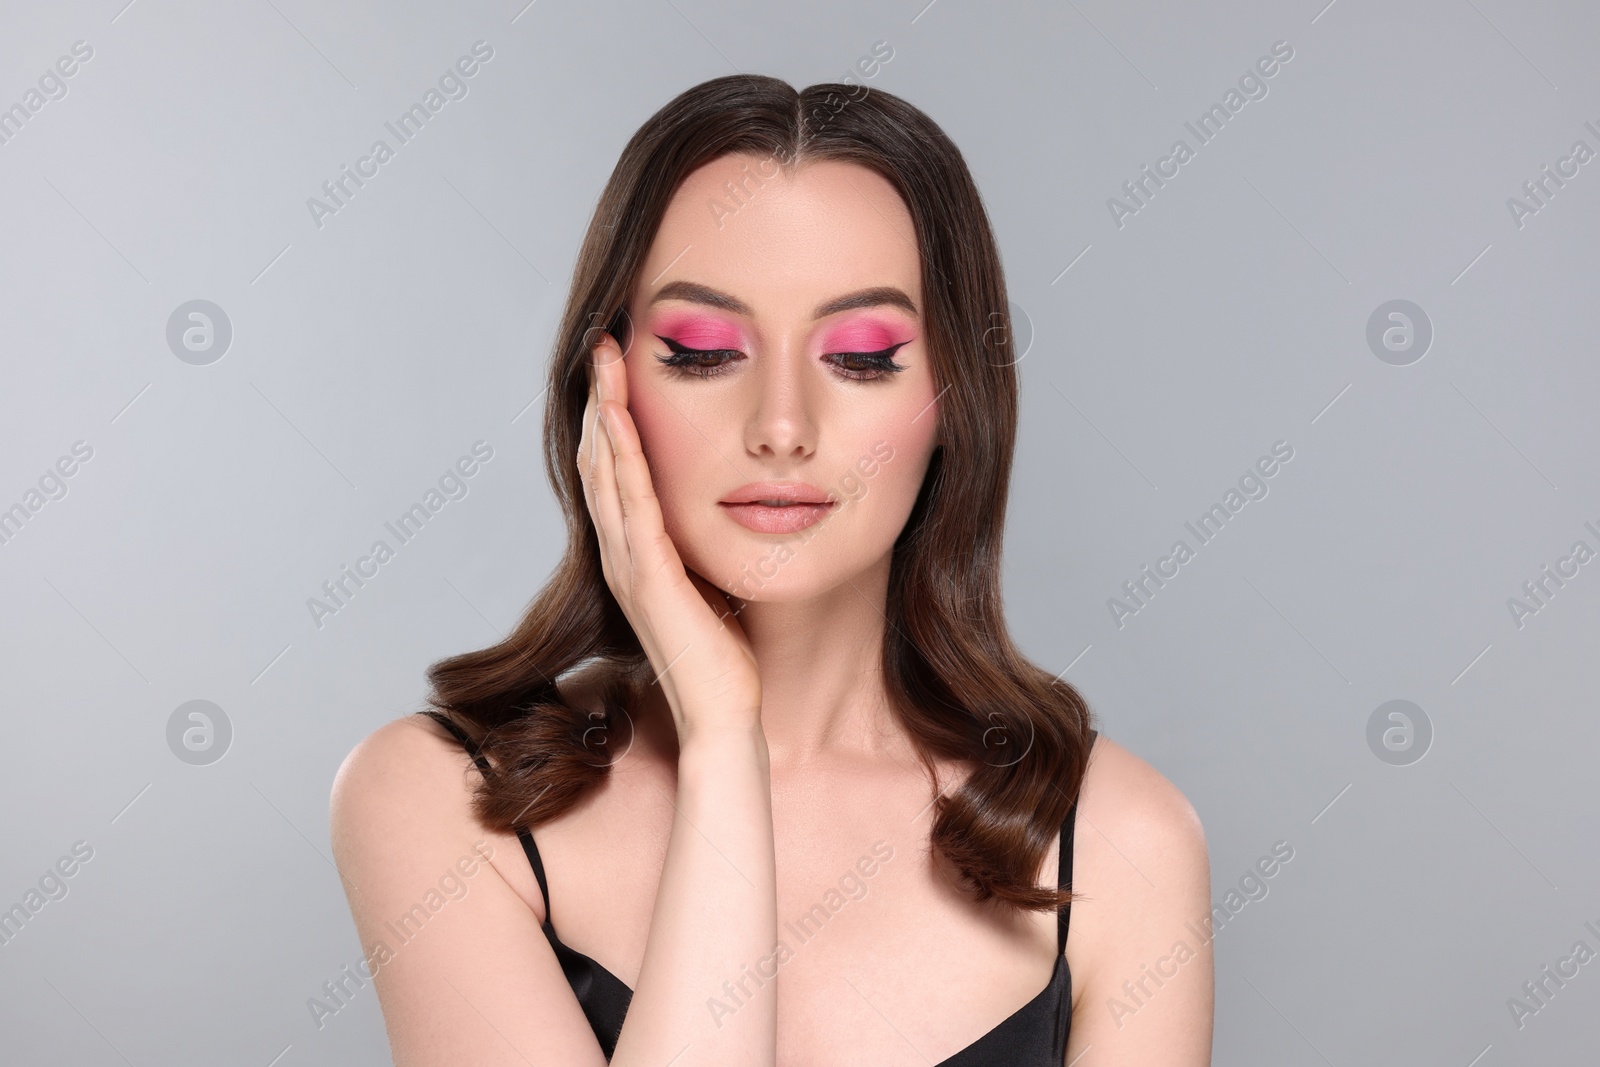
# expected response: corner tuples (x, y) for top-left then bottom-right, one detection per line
(653, 336), (910, 382)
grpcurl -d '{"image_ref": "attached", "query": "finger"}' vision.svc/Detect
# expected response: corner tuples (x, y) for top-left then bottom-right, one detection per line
(595, 329), (629, 413)
(576, 373), (599, 522)
(598, 386), (675, 587)
(588, 339), (630, 576)
(577, 349), (624, 590)
(576, 371), (593, 481)
(577, 377), (619, 589)
(578, 312), (611, 361)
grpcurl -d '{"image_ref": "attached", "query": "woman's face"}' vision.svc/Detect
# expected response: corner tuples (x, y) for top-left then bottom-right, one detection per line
(616, 153), (941, 603)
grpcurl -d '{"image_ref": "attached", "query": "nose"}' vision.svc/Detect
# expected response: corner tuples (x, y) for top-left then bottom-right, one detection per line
(742, 342), (818, 460)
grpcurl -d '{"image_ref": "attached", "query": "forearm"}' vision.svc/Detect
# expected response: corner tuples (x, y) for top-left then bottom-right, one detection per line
(611, 724), (777, 1067)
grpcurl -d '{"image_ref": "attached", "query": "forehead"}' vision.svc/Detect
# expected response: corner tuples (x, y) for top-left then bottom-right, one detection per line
(636, 155), (922, 318)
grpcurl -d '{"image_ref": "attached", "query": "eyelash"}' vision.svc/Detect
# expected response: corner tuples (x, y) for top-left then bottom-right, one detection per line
(653, 335), (911, 382)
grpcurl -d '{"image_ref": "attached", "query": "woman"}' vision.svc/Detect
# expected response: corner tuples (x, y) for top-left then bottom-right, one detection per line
(330, 73), (1213, 1066)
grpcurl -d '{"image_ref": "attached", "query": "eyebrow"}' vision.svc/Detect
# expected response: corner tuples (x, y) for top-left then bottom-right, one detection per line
(648, 280), (918, 320)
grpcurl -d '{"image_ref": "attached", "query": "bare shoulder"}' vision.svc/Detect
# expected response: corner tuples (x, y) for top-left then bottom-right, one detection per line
(329, 714), (481, 853)
(1075, 734), (1208, 865)
(326, 716), (604, 1063)
(1066, 734), (1214, 1064)
(329, 712), (548, 915)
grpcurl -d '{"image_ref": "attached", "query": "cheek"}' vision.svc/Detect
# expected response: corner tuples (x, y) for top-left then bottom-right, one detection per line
(830, 389), (941, 534)
(621, 371), (706, 526)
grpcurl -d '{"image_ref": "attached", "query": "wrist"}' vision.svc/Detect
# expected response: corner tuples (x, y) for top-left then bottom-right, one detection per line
(676, 720), (768, 767)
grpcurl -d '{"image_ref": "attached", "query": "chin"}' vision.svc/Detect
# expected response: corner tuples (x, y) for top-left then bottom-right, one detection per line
(697, 551), (817, 603)
(681, 538), (845, 605)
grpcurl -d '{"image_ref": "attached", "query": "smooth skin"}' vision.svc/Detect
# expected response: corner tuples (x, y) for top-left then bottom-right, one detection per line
(330, 154), (1213, 1066)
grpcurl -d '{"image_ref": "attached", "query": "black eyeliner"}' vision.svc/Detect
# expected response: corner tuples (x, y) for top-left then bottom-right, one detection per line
(652, 335), (910, 378)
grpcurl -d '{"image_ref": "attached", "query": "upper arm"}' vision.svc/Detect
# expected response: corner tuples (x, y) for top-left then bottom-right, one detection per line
(328, 715), (608, 1067)
(1064, 736), (1214, 1066)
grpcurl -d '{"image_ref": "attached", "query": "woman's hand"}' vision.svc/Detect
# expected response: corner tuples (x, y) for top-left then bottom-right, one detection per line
(577, 330), (764, 744)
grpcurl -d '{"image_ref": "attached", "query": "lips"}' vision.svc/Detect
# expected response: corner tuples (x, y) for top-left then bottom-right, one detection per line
(719, 481), (832, 506)
(719, 481), (835, 533)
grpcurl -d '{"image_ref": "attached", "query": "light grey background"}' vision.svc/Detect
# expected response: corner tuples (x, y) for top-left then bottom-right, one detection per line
(2, 0), (1596, 1063)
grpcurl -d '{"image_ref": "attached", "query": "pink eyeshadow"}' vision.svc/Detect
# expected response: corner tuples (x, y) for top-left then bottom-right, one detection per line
(653, 312), (745, 349)
(820, 317), (913, 352)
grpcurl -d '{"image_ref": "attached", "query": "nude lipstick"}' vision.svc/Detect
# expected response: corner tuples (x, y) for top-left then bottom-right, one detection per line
(719, 481), (835, 533)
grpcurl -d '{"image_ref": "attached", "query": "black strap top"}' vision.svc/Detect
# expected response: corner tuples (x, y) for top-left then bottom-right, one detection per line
(423, 710), (1089, 1064)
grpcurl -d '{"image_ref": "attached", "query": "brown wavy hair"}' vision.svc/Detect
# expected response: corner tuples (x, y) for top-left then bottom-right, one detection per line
(424, 73), (1096, 913)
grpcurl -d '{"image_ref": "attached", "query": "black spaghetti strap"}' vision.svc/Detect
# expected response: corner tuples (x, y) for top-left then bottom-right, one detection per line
(1058, 728), (1097, 954)
(1056, 806), (1076, 954)
(421, 711), (490, 772)
(519, 828), (553, 923)
(420, 711), (553, 921)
